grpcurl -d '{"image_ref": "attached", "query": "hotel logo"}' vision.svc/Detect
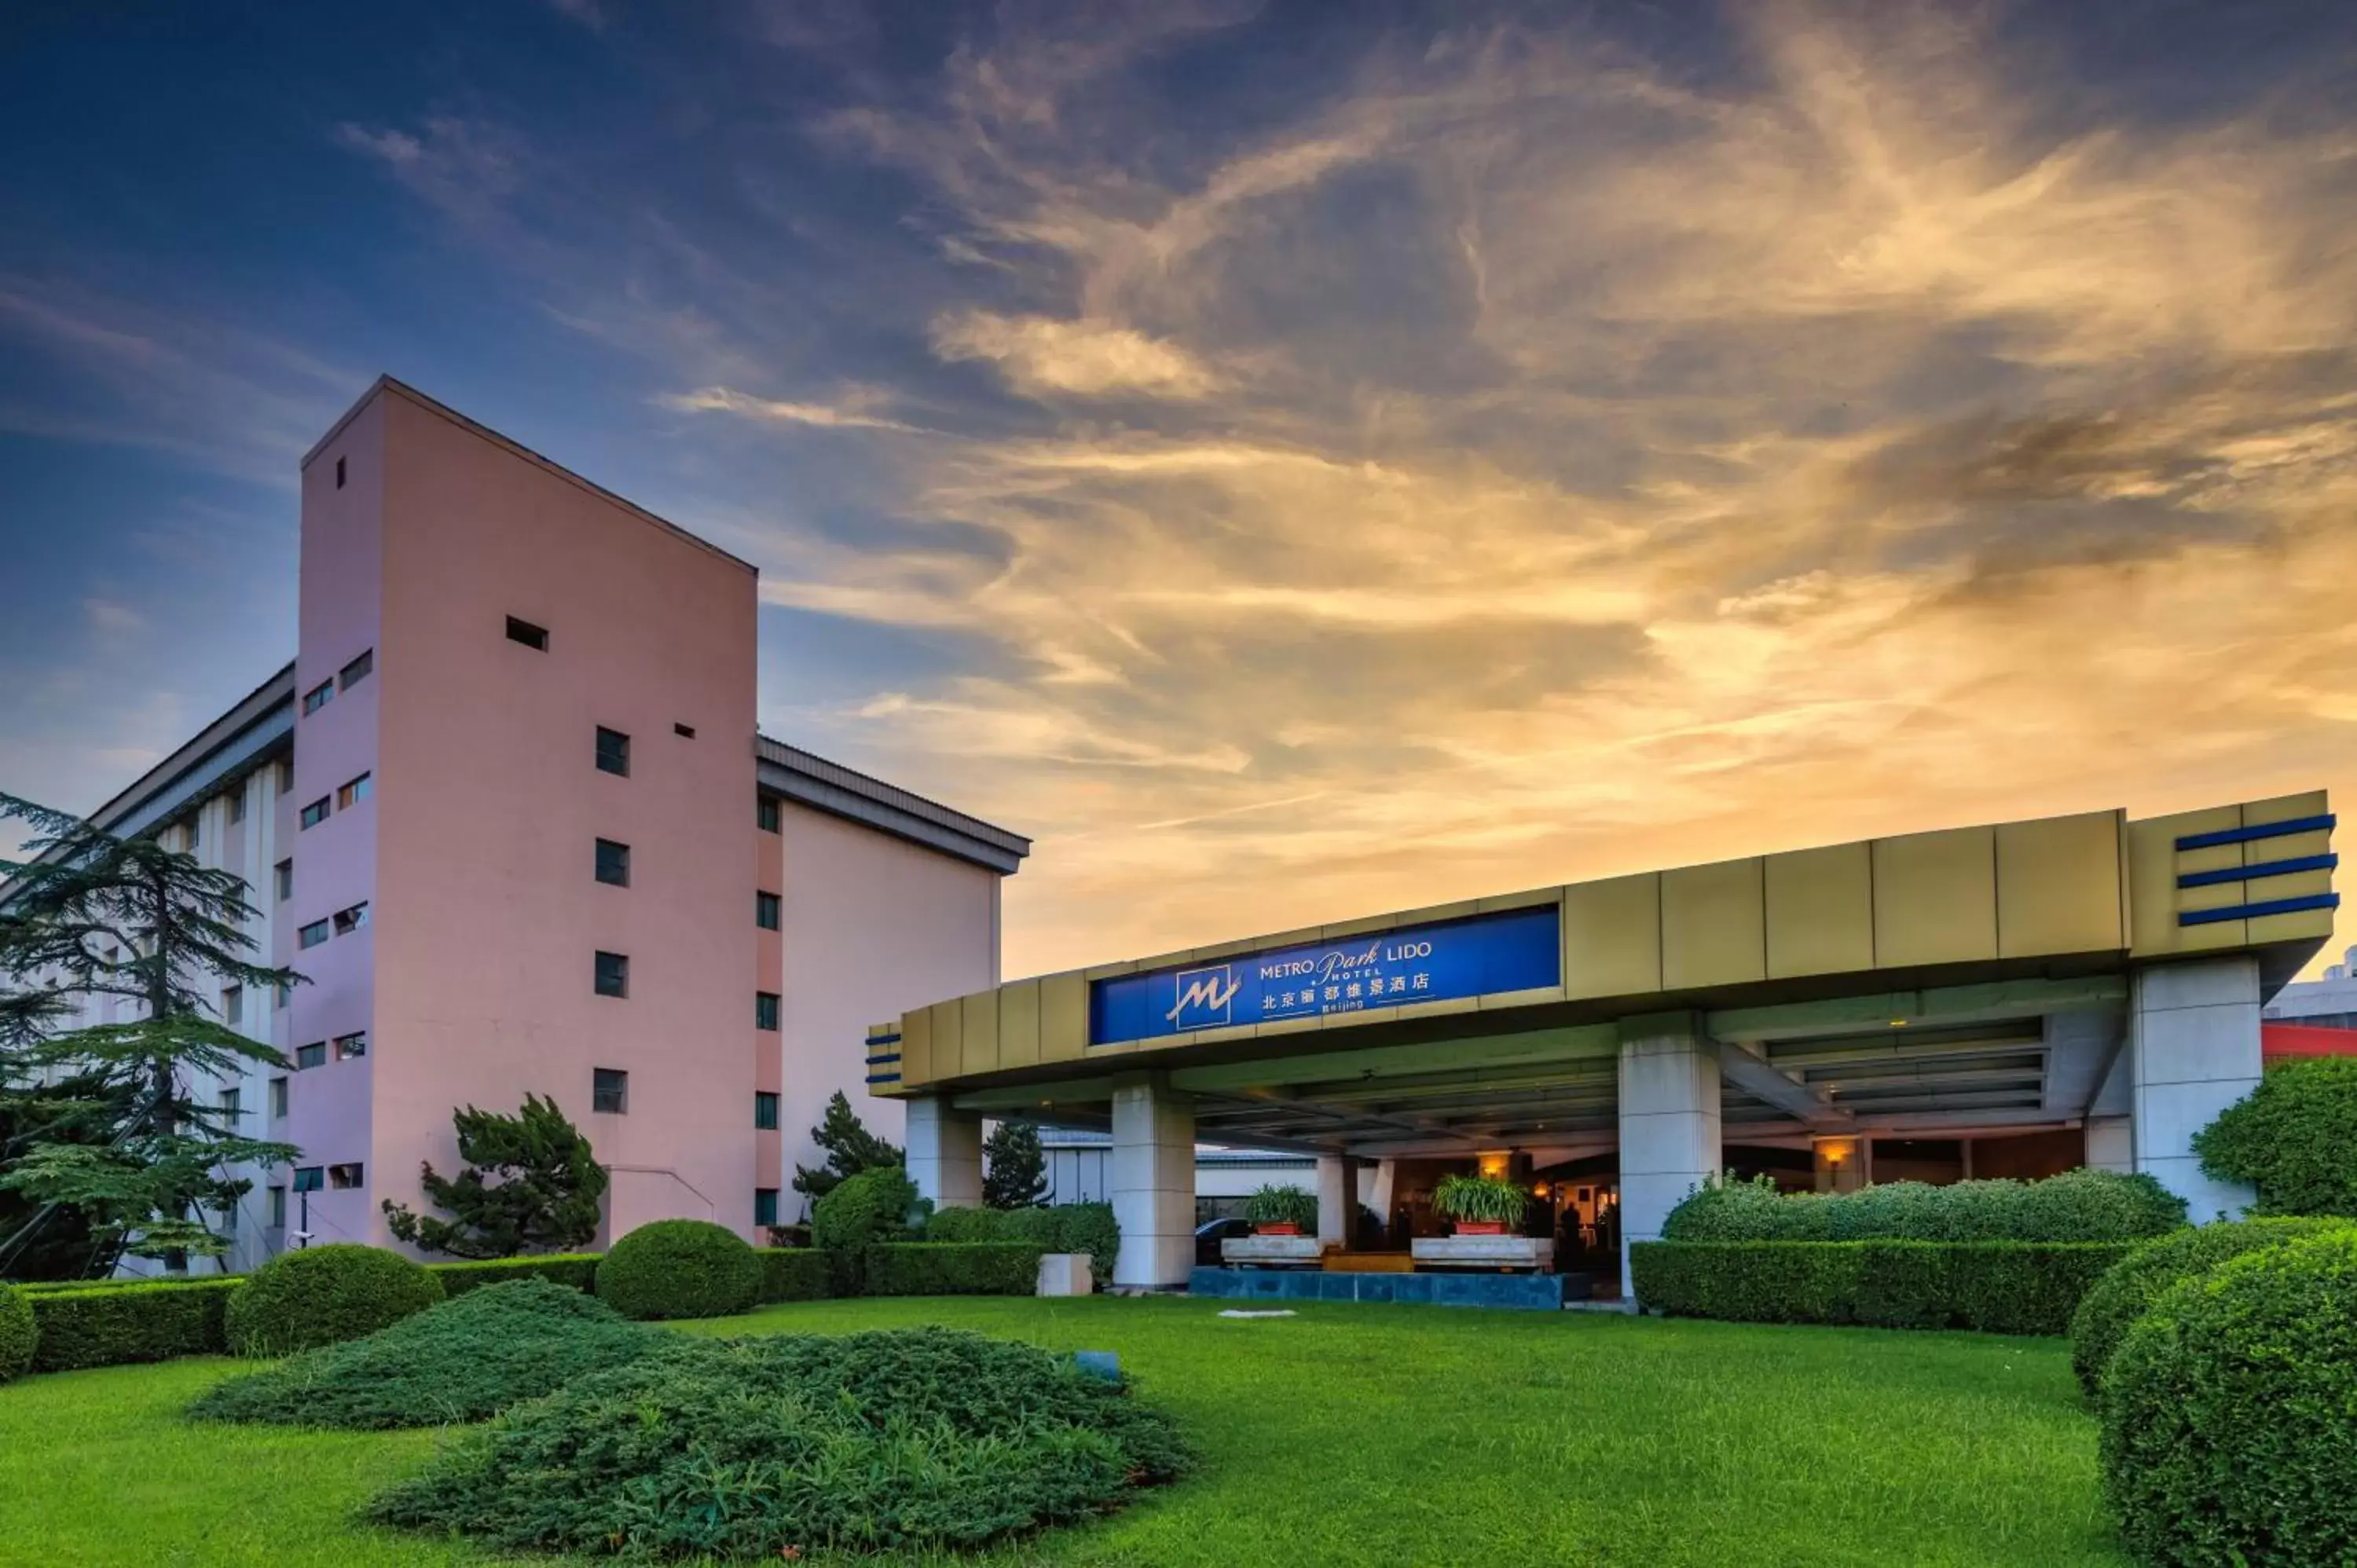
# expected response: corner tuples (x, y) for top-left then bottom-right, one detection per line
(1167, 965), (1241, 1028)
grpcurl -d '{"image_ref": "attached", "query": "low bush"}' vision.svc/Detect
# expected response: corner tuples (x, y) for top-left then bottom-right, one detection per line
(755, 1247), (833, 1303)
(366, 1327), (1190, 1557)
(811, 1164), (922, 1253)
(865, 1242), (1045, 1296)
(428, 1254), (601, 1298)
(225, 1245), (445, 1357)
(27, 1278), (240, 1371)
(190, 1279), (662, 1429)
(2102, 1231), (2357, 1565)
(0, 1285), (33, 1382)
(2191, 1056), (2357, 1217)
(1662, 1169), (2187, 1244)
(594, 1219), (761, 1321)
(2067, 1216), (2351, 1399)
(925, 1203), (1120, 1288)
(1631, 1240), (2132, 1335)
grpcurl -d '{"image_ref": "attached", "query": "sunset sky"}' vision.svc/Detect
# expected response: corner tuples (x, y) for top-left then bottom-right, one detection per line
(5, 2), (2357, 980)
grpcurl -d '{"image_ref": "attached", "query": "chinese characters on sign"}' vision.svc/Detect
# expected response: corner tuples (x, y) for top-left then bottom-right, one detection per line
(1087, 904), (1563, 1046)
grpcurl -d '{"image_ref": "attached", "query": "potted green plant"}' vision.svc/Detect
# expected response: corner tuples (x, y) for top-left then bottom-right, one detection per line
(1431, 1174), (1529, 1236)
(1243, 1183), (1319, 1236)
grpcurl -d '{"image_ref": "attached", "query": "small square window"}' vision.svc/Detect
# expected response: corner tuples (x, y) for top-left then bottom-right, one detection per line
(334, 454), (346, 489)
(297, 919), (329, 950)
(269, 1076), (288, 1118)
(755, 891), (781, 931)
(337, 772), (372, 809)
(594, 951), (629, 998)
(592, 1068), (629, 1116)
(299, 797), (330, 830)
(295, 1041), (327, 1070)
(275, 859), (293, 902)
(754, 1187), (780, 1227)
(674, 722), (695, 738)
(595, 838), (631, 887)
(228, 788), (247, 825)
(302, 679), (335, 716)
(339, 649), (373, 690)
(268, 1186), (287, 1227)
(328, 1162), (363, 1190)
(222, 986), (243, 1027)
(334, 1031), (368, 1061)
(755, 991), (779, 1031)
(292, 1165), (324, 1193)
(596, 727), (630, 777)
(757, 797), (780, 833)
(506, 615), (550, 650)
(332, 901), (369, 936)
(754, 1091), (779, 1130)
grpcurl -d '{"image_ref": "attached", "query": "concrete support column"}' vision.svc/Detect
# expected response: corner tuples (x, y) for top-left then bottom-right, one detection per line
(1111, 1075), (1194, 1289)
(904, 1094), (983, 1210)
(1316, 1154), (1358, 1251)
(1618, 1014), (1721, 1301)
(2131, 956), (2263, 1220)
(2084, 1117), (2135, 1174)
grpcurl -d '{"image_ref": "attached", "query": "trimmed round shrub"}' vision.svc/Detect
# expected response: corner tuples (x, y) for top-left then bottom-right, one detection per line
(367, 1327), (1190, 1557)
(0, 1284), (35, 1382)
(2069, 1216), (2351, 1398)
(225, 1244), (444, 1356)
(191, 1278), (661, 1429)
(2101, 1230), (2357, 1565)
(2192, 1056), (2357, 1216)
(594, 1218), (761, 1321)
(811, 1164), (921, 1253)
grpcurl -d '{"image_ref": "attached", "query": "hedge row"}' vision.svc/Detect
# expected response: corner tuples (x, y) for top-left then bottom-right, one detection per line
(923, 1203), (1119, 1288)
(1661, 1169), (2187, 1244)
(1630, 1240), (2132, 1335)
(862, 1242), (1046, 1297)
(26, 1278), (241, 1372)
(431, 1255), (603, 1297)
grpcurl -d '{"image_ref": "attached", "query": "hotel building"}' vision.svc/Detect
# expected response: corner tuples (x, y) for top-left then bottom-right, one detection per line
(26, 377), (1025, 1270)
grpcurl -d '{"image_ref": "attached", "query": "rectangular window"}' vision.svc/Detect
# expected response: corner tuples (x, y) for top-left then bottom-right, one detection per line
(505, 615), (549, 650)
(335, 454), (346, 489)
(755, 891), (780, 930)
(334, 1031), (368, 1061)
(337, 773), (372, 809)
(221, 1198), (237, 1233)
(222, 986), (243, 1027)
(275, 980), (290, 1012)
(757, 796), (780, 833)
(332, 902), (369, 936)
(268, 1186), (287, 1227)
(754, 1188), (779, 1227)
(297, 919), (329, 950)
(328, 1162), (363, 1190)
(592, 1068), (629, 1115)
(673, 722), (695, 738)
(186, 815), (200, 849)
(219, 1086), (241, 1123)
(269, 1076), (288, 1119)
(339, 649), (372, 690)
(275, 859), (292, 902)
(276, 757), (295, 793)
(596, 726), (630, 777)
(594, 951), (629, 998)
(754, 1091), (779, 1130)
(595, 838), (631, 887)
(299, 797), (329, 830)
(291, 1165), (324, 1193)
(229, 788), (246, 825)
(755, 991), (779, 1031)
(302, 679), (335, 715)
(295, 1042), (327, 1070)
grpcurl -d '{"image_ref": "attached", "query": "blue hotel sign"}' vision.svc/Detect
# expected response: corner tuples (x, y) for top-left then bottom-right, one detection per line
(1089, 904), (1562, 1047)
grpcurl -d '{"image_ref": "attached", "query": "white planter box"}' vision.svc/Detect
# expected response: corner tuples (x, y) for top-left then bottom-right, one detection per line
(1410, 1235), (1556, 1271)
(1036, 1252), (1094, 1296)
(1220, 1235), (1336, 1267)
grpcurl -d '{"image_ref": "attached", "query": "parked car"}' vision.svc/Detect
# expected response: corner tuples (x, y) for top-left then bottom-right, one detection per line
(1195, 1215), (1252, 1266)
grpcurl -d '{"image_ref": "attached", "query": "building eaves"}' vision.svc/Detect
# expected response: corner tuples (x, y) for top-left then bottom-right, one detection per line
(756, 735), (1032, 876)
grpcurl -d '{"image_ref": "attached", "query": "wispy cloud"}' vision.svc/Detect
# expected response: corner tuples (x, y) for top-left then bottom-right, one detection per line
(932, 311), (1222, 399)
(659, 385), (926, 433)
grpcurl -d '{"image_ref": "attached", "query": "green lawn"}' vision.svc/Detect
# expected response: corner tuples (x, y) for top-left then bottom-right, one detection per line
(0, 1297), (2127, 1568)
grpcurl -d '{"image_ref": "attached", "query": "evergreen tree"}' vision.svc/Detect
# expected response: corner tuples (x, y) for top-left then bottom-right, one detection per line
(983, 1118), (1050, 1209)
(381, 1094), (607, 1258)
(0, 1069), (134, 1280)
(790, 1090), (901, 1211)
(0, 792), (302, 1273)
